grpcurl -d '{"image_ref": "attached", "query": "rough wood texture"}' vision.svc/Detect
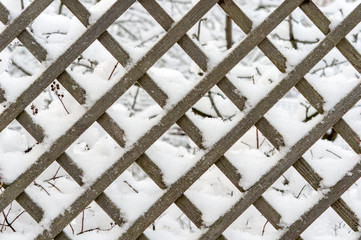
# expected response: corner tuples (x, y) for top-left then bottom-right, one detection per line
(0, 0), (361, 239)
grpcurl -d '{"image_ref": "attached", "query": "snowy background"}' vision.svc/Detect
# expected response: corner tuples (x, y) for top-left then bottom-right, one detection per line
(0, 0), (361, 239)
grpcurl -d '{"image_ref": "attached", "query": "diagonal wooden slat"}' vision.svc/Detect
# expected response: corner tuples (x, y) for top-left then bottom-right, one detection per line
(0, 0), (136, 211)
(280, 160), (361, 239)
(22, 0), (302, 238)
(4, 1), (220, 238)
(0, 0), (360, 239)
(0, 0), (53, 53)
(0, 2), (206, 236)
(121, 3), (361, 239)
(200, 66), (361, 239)
(198, 4), (361, 238)
(29, 1), (305, 239)
(220, 0), (361, 231)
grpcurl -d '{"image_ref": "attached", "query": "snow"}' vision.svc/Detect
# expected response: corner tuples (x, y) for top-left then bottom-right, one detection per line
(148, 67), (193, 105)
(66, 123), (125, 183)
(146, 141), (198, 185)
(226, 148), (280, 189)
(303, 140), (360, 188)
(188, 112), (242, 148)
(89, 0), (117, 25)
(185, 165), (242, 226)
(1, 0), (361, 239)
(105, 171), (164, 223)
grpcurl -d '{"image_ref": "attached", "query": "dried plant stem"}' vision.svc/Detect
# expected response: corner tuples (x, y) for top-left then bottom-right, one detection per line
(108, 62), (119, 80)
(261, 220), (269, 236)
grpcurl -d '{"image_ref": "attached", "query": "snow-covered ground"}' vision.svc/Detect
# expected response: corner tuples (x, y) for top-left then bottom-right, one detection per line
(0, 0), (361, 239)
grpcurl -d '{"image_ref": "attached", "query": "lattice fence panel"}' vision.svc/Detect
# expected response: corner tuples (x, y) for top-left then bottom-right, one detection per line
(0, 0), (361, 239)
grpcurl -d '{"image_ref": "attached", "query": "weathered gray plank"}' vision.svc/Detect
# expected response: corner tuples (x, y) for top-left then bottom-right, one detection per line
(0, 0), (136, 212)
(0, 0), (135, 132)
(0, 0), (53, 53)
(280, 160), (361, 239)
(18, 1), (220, 238)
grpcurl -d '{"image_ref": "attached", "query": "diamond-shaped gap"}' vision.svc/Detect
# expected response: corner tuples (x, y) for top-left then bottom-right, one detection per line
(227, 46), (285, 110)
(186, 85), (243, 149)
(154, 0), (196, 22)
(66, 122), (124, 184)
(0, 120), (39, 184)
(224, 125), (280, 190)
(61, 201), (123, 238)
(302, 136), (359, 189)
(6, 37), (43, 78)
(312, 0), (358, 28)
(192, 84), (240, 119)
(27, 79), (86, 141)
(268, 7), (324, 68)
(107, 85), (163, 146)
(184, 165), (242, 227)
(104, 165), (163, 225)
(107, 1), (166, 51)
(0, 42), (42, 110)
(146, 127), (200, 186)
(233, 0), (280, 29)
(346, 21), (361, 54)
(340, 178), (361, 225)
(149, 42), (200, 87)
(161, 123), (196, 149)
(342, 99), (361, 142)
(24, 161), (83, 222)
(66, 39), (124, 105)
(262, 166), (322, 227)
(0, 0), (31, 19)
(222, 205), (278, 239)
(265, 88), (322, 148)
(143, 203), (202, 240)
(305, 48), (360, 111)
(300, 207), (358, 239)
(184, 3), (239, 54)
(27, 1), (87, 60)
(0, 198), (41, 237)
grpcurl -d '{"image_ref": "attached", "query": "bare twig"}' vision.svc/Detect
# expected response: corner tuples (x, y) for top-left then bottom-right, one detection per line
(208, 91), (222, 118)
(124, 180), (138, 193)
(69, 223), (75, 235)
(326, 149), (342, 159)
(296, 184), (307, 198)
(33, 181), (50, 196)
(77, 222), (116, 235)
(261, 220), (269, 236)
(288, 14), (297, 49)
(108, 62), (119, 80)
(1, 204), (15, 232)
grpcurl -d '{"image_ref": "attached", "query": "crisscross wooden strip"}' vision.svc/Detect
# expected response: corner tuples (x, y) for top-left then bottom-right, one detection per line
(198, 7), (361, 237)
(28, 1), (303, 238)
(300, 1), (361, 73)
(220, 0), (361, 231)
(0, 2), (47, 61)
(137, 0), (283, 230)
(0, 1), (220, 238)
(61, 0), (282, 231)
(0, 2), (203, 236)
(0, 5), (129, 229)
(0, 0), (137, 212)
(0, 0), (135, 133)
(280, 157), (361, 239)
(200, 64), (361, 239)
(123, 4), (361, 238)
(0, 0), (53, 53)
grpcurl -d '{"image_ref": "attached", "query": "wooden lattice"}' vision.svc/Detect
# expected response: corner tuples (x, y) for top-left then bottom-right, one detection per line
(0, 0), (361, 239)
